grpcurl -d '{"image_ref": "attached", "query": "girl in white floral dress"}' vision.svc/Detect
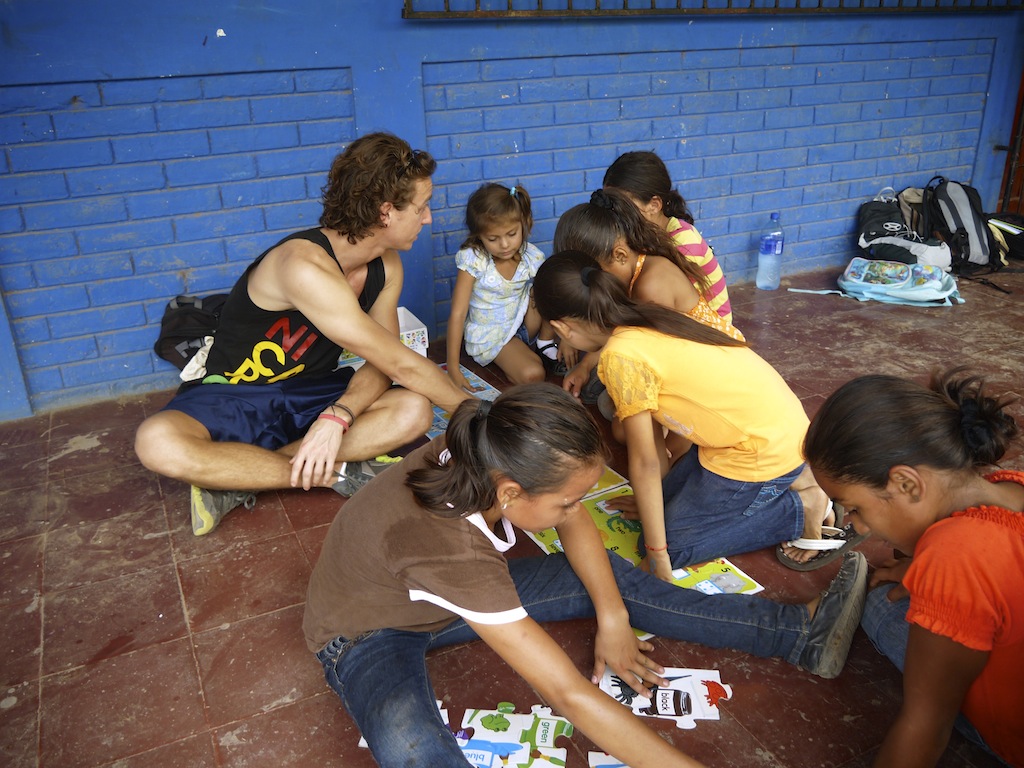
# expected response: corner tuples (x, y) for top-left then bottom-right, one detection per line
(445, 183), (561, 391)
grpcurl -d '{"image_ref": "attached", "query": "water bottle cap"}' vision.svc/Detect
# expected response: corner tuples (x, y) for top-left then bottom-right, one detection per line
(771, 212), (780, 221)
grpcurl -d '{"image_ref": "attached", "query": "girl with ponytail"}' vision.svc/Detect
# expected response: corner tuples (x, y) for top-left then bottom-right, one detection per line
(304, 383), (871, 767)
(445, 182), (562, 391)
(602, 150), (733, 323)
(533, 251), (842, 581)
(554, 188), (743, 404)
(804, 369), (1023, 767)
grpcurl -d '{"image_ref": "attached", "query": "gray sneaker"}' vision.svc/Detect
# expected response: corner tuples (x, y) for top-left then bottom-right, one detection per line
(190, 486), (257, 536)
(797, 551), (868, 679)
(331, 455), (403, 498)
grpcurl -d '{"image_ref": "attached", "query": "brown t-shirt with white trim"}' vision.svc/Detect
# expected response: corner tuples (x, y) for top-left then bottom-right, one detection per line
(303, 437), (528, 652)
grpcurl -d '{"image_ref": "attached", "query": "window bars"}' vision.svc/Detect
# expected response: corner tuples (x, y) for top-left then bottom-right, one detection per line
(403, 0), (1022, 19)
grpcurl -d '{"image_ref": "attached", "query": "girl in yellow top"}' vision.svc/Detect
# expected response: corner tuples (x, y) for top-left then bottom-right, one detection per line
(554, 187), (742, 407)
(603, 151), (733, 324)
(534, 250), (833, 582)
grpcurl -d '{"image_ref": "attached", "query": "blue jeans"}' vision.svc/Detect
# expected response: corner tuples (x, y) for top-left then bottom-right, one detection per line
(654, 445), (805, 567)
(316, 551), (813, 768)
(861, 584), (1008, 765)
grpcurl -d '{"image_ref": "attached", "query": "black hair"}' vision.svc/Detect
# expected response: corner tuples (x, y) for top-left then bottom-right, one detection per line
(320, 132), (436, 244)
(553, 188), (709, 294)
(804, 368), (1021, 488)
(532, 251), (745, 348)
(461, 182), (533, 253)
(406, 383), (608, 518)
(602, 151), (695, 225)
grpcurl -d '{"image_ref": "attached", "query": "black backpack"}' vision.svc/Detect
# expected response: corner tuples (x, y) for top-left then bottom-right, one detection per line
(922, 175), (1002, 273)
(153, 294), (228, 370)
(857, 187), (950, 267)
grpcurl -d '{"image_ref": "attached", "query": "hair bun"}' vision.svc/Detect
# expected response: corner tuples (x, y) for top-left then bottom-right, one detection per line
(590, 189), (614, 209)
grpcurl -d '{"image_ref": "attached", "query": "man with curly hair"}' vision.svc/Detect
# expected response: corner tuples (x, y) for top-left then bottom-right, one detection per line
(136, 133), (472, 536)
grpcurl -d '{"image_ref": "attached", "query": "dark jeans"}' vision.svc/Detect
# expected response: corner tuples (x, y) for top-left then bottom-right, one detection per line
(316, 551), (812, 767)
(654, 445), (805, 567)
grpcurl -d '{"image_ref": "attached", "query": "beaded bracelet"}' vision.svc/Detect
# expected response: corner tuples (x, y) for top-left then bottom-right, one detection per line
(645, 543), (668, 552)
(318, 413), (350, 432)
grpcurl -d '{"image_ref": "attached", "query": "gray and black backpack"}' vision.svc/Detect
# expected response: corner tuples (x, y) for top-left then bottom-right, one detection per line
(922, 175), (1004, 274)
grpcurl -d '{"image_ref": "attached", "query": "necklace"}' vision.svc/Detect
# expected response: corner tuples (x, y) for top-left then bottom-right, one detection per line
(628, 253), (646, 296)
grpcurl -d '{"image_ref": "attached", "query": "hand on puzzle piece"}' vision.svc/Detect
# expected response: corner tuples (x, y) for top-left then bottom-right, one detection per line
(448, 365), (484, 394)
(598, 668), (733, 731)
(599, 494), (638, 519)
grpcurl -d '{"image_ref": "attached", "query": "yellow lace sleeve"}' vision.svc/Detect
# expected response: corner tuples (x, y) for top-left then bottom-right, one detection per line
(601, 351), (662, 420)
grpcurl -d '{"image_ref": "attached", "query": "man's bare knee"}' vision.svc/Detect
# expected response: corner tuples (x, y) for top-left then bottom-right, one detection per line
(135, 411), (210, 479)
(401, 392), (434, 438)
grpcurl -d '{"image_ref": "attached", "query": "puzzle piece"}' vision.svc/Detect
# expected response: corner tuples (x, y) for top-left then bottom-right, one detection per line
(598, 667), (732, 730)
(462, 704), (573, 753)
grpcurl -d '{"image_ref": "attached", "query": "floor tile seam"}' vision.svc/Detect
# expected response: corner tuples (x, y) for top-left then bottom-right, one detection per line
(38, 559), (182, 603)
(176, 557), (219, 739)
(89, 732), (219, 768)
(40, 532), (176, 594)
(55, 457), (147, 483)
(704, 705), (790, 767)
(203, 690), (336, 738)
(171, 528), (307, 567)
(191, 599), (307, 641)
(36, 633), (194, 685)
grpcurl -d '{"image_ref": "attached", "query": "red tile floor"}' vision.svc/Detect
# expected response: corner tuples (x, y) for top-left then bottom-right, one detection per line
(2, 267), (1022, 768)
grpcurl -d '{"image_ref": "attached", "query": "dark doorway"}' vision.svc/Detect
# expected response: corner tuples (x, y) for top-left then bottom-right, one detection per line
(998, 64), (1024, 215)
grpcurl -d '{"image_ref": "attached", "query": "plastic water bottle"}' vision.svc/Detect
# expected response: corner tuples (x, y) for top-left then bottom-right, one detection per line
(756, 212), (784, 290)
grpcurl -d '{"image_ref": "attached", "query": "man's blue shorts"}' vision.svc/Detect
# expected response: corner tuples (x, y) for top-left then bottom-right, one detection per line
(162, 368), (355, 450)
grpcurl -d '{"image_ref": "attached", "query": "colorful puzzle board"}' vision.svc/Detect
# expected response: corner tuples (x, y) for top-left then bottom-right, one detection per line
(427, 364), (503, 439)
(526, 467), (763, 597)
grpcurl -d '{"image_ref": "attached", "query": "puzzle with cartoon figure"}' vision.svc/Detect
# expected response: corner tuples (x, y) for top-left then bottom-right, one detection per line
(597, 667), (733, 731)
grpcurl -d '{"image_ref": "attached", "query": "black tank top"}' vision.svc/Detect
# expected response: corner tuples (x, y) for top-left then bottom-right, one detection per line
(203, 229), (385, 384)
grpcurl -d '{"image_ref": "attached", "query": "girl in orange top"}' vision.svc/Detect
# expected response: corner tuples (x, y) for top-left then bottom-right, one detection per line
(804, 369), (1023, 767)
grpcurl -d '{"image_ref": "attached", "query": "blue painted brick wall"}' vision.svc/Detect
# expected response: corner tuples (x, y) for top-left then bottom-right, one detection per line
(0, 67), (354, 412)
(1, 6), (1019, 419)
(424, 38), (997, 339)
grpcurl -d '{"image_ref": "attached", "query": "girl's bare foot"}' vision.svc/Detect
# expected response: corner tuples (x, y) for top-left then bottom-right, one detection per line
(781, 466), (833, 565)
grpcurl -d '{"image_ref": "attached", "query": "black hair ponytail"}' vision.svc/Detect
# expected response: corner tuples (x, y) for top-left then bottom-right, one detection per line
(804, 368), (1020, 488)
(533, 251), (745, 349)
(406, 384), (607, 517)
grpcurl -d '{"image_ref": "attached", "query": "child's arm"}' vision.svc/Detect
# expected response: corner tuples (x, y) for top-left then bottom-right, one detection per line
(622, 410), (674, 582)
(873, 626), (987, 768)
(555, 501), (664, 697)
(468, 614), (706, 768)
(445, 269), (482, 393)
(563, 349), (600, 397)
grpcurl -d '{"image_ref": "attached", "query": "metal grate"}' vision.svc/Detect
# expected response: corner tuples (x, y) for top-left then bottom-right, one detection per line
(403, 0), (1023, 19)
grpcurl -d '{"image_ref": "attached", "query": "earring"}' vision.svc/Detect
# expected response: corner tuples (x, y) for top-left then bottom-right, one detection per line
(501, 502), (507, 511)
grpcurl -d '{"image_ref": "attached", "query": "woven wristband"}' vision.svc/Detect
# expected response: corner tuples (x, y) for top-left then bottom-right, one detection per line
(645, 543), (668, 552)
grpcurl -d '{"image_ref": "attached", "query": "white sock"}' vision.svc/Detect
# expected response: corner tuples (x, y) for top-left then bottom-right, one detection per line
(536, 338), (558, 360)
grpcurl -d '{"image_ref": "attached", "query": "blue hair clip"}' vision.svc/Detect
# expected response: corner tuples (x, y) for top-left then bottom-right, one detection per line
(509, 186), (517, 197)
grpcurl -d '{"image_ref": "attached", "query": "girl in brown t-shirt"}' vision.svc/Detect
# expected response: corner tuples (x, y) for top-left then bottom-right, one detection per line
(305, 383), (868, 768)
